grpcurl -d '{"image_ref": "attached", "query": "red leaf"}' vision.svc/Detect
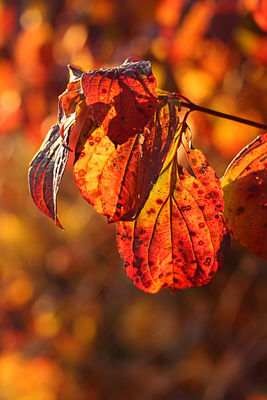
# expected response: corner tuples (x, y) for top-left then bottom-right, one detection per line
(28, 124), (67, 228)
(81, 57), (157, 145)
(74, 95), (180, 223)
(221, 132), (267, 260)
(117, 126), (231, 294)
(28, 65), (86, 227)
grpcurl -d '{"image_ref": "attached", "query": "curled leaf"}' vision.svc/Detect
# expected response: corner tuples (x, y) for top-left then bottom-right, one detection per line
(117, 125), (231, 294)
(221, 132), (267, 259)
(74, 95), (180, 223)
(29, 125), (67, 228)
(28, 66), (85, 227)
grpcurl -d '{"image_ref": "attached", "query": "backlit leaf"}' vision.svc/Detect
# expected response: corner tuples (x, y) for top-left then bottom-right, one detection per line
(29, 124), (66, 228)
(29, 65), (86, 227)
(221, 132), (267, 260)
(74, 95), (180, 223)
(29, 59), (158, 226)
(81, 57), (157, 145)
(117, 125), (231, 294)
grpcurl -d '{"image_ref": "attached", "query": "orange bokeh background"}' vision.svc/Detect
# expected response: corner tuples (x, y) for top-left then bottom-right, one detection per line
(1, 1), (267, 399)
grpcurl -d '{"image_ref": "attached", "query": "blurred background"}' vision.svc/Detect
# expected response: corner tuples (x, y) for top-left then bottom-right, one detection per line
(1, 0), (267, 399)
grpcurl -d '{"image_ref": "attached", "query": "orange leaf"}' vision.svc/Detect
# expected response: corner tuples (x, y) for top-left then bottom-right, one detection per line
(81, 57), (157, 145)
(29, 59), (158, 226)
(117, 125), (230, 294)
(221, 132), (267, 260)
(74, 95), (180, 222)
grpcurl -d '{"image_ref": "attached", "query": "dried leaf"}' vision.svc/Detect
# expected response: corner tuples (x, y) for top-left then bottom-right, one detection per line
(28, 65), (85, 227)
(221, 132), (267, 260)
(117, 125), (231, 294)
(28, 124), (67, 228)
(74, 95), (180, 223)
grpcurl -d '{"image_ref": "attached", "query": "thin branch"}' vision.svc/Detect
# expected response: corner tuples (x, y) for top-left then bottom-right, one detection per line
(180, 100), (267, 131)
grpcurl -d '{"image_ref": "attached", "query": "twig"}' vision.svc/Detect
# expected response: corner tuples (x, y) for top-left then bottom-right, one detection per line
(180, 100), (267, 131)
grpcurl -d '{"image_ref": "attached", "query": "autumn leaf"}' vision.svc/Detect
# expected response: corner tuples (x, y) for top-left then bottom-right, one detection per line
(29, 58), (158, 226)
(81, 57), (157, 145)
(117, 124), (231, 294)
(28, 65), (86, 227)
(221, 132), (267, 260)
(29, 124), (66, 228)
(74, 94), (180, 223)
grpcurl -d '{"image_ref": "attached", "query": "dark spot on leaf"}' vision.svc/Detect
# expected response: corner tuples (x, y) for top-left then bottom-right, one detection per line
(158, 274), (163, 278)
(156, 199), (163, 205)
(173, 278), (178, 283)
(205, 257), (211, 266)
(148, 261), (154, 266)
(199, 222), (205, 228)
(138, 94), (142, 99)
(89, 142), (94, 146)
(137, 270), (142, 276)
(115, 211), (120, 217)
(181, 205), (191, 212)
(133, 257), (143, 269)
(140, 230), (146, 235)
(102, 88), (107, 93)
(248, 193), (254, 198)
(199, 241), (204, 245)
(190, 231), (196, 236)
(200, 166), (208, 174)
(198, 190), (203, 194)
(179, 241), (183, 245)
(215, 215), (219, 219)
(237, 206), (244, 213)
(117, 203), (122, 209)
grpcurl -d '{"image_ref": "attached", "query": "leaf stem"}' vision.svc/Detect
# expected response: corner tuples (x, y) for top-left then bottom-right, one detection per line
(180, 100), (267, 131)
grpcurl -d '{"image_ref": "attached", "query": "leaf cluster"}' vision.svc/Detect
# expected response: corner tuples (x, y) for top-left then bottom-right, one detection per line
(29, 58), (267, 294)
